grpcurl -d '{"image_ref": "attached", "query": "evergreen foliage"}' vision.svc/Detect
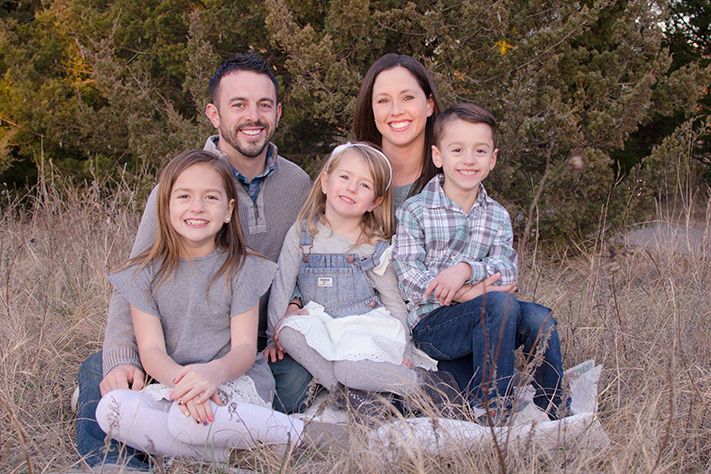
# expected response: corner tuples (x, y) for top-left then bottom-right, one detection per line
(0, 0), (709, 247)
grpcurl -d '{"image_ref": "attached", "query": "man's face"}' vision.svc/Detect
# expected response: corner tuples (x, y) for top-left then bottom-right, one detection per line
(207, 71), (282, 160)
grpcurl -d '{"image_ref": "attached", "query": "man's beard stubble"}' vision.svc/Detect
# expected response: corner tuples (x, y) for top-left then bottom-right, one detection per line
(221, 121), (273, 158)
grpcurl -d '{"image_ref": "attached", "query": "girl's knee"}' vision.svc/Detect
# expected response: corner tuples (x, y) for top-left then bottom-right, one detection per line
(95, 389), (141, 437)
(277, 327), (305, 353)
(334, 360), (417, 392)
(167, 400), (218, 443)
(168, 403), (202, 443)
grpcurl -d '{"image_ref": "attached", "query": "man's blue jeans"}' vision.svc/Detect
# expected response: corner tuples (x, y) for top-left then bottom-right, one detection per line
(76, 352), (150, 470)
(269, 354), (314, 414)
(413, 292), (568, 415)
(77, 352), (313, 467)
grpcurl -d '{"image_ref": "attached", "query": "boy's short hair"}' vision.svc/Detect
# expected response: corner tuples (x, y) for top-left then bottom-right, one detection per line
(434, 103), (497, 147)
(208, 53), (279, 106)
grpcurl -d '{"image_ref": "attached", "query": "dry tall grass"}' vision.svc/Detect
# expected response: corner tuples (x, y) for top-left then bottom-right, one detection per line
(1, 169), (710, 473)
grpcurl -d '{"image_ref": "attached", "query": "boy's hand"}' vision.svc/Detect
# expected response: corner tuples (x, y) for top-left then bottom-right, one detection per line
(425, 262), (472, 306)
(262, 344), (285, 363)
(453, 273), (518, 303)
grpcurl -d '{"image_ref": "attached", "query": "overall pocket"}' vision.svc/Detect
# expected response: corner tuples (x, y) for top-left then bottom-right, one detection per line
(301, 265), (356, 311)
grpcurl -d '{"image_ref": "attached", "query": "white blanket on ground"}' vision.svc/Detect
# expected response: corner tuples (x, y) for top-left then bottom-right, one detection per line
(295, 359), (609, 456)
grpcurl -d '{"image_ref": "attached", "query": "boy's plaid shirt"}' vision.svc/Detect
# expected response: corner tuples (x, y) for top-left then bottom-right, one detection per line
(393, 174), (518, 328)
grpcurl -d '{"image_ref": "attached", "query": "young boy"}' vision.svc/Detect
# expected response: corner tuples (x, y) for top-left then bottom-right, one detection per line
(393, 103), (568, 420)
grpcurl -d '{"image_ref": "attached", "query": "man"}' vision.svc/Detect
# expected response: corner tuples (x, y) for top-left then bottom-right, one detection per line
(76, 54), (313, 471)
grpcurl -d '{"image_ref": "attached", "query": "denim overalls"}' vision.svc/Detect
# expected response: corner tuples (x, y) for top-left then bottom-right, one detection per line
(299, 231), (390, 319)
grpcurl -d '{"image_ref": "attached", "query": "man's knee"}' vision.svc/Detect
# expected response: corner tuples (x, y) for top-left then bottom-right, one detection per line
(78, 352), (104, 387)
(269, 355), (313, 414)
(77, 351), (104, 413)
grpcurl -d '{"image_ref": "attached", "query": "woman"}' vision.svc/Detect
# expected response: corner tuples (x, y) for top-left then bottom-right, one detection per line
(352, 53), (444, 208)
(352, 54), (537, 403)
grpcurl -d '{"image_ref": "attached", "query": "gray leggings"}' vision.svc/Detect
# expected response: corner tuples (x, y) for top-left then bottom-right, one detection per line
(279, 327), (419, 396)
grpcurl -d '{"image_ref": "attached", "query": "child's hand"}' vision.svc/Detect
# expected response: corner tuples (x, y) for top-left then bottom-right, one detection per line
(425, 262), (472, 306)
(286, 299), (309, 317)
(169, 363), (222, 423)
(262, 344), (285, 363)
(453, 273), (518, 303)
(175, 396), (219, 426)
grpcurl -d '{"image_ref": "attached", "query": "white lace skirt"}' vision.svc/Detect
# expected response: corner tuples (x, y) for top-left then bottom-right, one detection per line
(279, 301), (406, 365)
(143, 374), (272, 409)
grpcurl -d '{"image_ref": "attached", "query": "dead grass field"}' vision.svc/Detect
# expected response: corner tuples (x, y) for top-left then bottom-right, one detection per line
(1, 173), (710, 473)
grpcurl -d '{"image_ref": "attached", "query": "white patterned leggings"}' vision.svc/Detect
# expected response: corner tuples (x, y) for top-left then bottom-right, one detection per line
(95, 390), (304, 462)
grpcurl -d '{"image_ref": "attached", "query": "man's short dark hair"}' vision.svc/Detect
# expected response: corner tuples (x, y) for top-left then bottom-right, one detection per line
(434, 103), (497, 147)
(208, 53), (279, 106)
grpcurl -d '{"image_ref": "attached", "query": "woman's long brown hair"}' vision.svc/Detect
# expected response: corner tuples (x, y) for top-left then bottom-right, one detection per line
(351, 53), (444, 197)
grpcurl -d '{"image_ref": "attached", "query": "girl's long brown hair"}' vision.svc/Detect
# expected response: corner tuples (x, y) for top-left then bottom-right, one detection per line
(114, 150), (250, 293)
(297, 142), (394, 244)
(351, 53), (444, 198)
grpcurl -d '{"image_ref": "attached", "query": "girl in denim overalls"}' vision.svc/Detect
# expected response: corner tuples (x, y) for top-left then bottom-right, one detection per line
(265, 143), (456, 412)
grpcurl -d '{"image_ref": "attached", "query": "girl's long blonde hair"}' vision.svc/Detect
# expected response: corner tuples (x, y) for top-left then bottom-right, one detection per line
(114, 150), (250, 292)
(297, 142), (394, 243)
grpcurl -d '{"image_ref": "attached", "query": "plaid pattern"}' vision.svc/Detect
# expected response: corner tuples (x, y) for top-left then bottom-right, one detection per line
(232, 150), (276, 202)
(205, 136), (277, 203)
(393, 174), (518, 328)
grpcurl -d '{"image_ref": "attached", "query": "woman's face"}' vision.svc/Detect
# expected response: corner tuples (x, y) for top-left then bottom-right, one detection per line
(371, 66), (434, 152)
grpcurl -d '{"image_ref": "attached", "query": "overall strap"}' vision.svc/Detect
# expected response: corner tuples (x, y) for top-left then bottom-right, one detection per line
(299, 222), (314, 259)
(355, 239), (390, 272)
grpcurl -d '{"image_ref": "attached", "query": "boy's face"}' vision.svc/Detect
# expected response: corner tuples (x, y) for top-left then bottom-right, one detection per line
(432, 119), (498, 201)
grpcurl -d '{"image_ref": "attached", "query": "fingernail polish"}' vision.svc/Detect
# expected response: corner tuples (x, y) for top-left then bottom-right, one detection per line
(168, 398), (174, 403)
(196, 400), (201, 405)
(208, 416), (213, 422)
(178, 400), (184, 405)
(196, 418), (201, 424)
(184, 411), (190, 417)
(202, 420), (208, 426)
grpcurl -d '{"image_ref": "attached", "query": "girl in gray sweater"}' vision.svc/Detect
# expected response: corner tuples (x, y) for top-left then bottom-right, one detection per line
(96, 151), (344, 462)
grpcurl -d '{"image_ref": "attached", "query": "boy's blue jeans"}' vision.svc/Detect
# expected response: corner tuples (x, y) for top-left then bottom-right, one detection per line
(412, 292), (568, 416)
